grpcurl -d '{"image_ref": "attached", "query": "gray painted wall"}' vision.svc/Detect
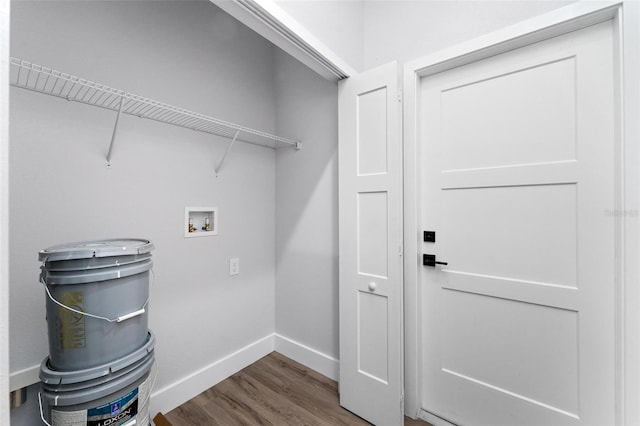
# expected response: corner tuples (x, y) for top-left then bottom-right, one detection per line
(10, 1), (277, 422)
(275, 49), (339, 361)
(275, 0), (364, 72)
(270, 0), (575, 72)
(362, 0), (575, 70)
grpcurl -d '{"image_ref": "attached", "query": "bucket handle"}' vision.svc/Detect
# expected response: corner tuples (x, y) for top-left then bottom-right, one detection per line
(38, 392), (52, 426)
(37, 360), (157, 425)
(39, 269), (153, 323)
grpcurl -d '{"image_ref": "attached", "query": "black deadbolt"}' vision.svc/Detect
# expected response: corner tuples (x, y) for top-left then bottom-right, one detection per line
(424, 231), (436, 242)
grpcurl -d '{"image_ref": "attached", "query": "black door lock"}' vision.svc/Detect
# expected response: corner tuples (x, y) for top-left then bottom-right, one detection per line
(423, 254), (448, 267)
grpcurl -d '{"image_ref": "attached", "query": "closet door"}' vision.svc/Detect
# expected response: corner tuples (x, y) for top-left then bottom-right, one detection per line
(338, 62), (403, 426)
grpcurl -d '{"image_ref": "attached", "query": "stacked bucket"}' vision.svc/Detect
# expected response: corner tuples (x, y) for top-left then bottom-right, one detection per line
(37, 239), (156, 426)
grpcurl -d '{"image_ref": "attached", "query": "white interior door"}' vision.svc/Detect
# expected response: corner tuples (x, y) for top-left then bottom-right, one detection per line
(420, 21), (615, 426)
(339, 61), (403, 426)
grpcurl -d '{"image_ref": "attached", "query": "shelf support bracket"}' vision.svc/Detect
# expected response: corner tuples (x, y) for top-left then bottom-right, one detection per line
(105, 95), (125, 168)
(215, 130), (240, 177)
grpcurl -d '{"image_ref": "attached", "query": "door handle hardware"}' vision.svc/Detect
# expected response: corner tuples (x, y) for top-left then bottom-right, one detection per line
(423, 254), (448, 267)
(424, 231), (436, 242)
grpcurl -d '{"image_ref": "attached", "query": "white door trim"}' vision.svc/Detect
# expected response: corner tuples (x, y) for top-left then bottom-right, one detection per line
(209, 0), (355, 81)
(0, 0), (10, 423)
(402, 2), (640, 424)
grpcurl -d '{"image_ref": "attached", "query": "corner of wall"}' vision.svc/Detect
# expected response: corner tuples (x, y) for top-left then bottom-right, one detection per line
(150, 333), (276, 416)
(274, 333), (339, 381)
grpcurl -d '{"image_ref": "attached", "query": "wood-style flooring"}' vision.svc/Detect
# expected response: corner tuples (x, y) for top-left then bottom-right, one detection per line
(165, 352), (432, 426)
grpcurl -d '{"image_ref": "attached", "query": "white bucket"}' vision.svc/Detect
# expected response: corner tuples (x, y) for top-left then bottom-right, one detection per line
(39, 239), (154, 371)
(39, 332), (155, 426)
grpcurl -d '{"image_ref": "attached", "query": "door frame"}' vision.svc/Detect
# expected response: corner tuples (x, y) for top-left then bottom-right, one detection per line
(402, 1), (640, 424)
(1, 0), (9, 424)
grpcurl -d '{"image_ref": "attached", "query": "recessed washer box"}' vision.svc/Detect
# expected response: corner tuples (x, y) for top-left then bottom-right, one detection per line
(185, 207), (218, 238)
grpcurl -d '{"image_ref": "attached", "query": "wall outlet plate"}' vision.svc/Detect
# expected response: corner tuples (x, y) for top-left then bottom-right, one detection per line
(229, 258), (240, 276)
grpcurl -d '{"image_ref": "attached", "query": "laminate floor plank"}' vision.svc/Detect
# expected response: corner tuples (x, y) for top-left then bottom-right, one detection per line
(214, 371), (332, 426)
(166, 400), (217, 425)
(243, 354), (367, 425)
(193, 386), (270, 426)
(165, 352), (433, 426)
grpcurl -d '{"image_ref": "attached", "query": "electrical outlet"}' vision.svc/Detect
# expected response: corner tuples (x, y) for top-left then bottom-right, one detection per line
(229, 258), (240, 276)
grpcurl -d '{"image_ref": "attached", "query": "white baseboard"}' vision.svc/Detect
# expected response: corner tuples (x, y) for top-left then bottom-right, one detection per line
(14, 333), (339, 419)
(150, 333), (338, 417)
(10, 364), (40, 392)
(150, 333), (275, 416)
(274, 333), (339, 381)
(419, 409), (457, 426)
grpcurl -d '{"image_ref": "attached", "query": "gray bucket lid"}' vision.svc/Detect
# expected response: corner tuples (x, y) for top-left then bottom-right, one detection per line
(41, 353), (154, 407)
(40, 331), (155, 385)
(39, 239), (154, 263)
(42, 349), (153, 393)
(41, 253), (152, 272)
(41, 258), (152, 285)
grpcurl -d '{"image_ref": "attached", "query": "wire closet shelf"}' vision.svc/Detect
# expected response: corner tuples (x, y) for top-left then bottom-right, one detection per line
(9, 57), (301, 150)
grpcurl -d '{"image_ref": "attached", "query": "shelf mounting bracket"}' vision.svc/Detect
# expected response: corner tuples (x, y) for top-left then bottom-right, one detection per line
(106, 95), (125, 168)
(215, 130), (241, 177)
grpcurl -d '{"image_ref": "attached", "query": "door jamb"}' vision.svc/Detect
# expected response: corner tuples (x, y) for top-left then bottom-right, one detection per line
(0, 0), (9, 424)
(402, 2), (640, 425)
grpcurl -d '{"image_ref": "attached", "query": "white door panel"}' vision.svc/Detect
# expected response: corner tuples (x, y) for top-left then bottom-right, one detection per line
(421, 21), (615, 426)
(440, 57), (577, 171)
(339, 62), (403, 426)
